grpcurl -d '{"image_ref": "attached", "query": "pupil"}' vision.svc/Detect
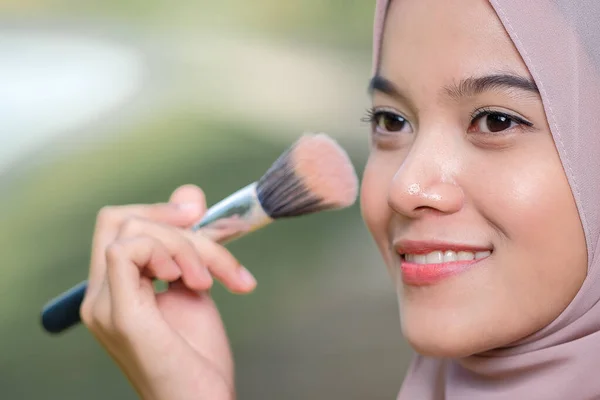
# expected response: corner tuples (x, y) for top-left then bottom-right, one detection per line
(382, 114), (404, 131)
(487, 114), (511, 132)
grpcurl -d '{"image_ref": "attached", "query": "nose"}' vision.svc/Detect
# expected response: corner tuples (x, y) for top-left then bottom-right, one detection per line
(388, 146), (464, 218)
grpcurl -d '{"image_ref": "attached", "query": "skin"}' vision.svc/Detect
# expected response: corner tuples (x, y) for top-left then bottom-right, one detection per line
(81, 0), (588, 398)
(80, 184), (257, 400)
(360, 0), (587, 358)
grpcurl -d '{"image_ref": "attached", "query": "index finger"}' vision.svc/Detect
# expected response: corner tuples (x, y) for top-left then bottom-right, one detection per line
(87, 202), (204, 296)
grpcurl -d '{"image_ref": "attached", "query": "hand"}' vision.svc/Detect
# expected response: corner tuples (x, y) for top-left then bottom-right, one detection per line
(80, 184), (257, 400)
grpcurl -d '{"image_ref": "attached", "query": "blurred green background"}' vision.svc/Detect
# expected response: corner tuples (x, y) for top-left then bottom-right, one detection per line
(0, 1), (412, 398)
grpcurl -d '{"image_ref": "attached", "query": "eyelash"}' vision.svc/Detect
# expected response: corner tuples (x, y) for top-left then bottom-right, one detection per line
(360, 108), (379, 124)
(361, 107), (410, 133)
(469, 107), (534, 129)
(361, 107), (534, 134)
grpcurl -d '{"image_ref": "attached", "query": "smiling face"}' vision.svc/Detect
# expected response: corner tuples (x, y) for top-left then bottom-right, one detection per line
(360, 0), (587, 358)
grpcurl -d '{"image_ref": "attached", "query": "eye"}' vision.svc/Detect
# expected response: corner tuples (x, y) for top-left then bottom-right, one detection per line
(374, 111), (407, 132)
(473, 113), (516, 133)
(363, 108), (412, 134)
(469, 108), (533, 134)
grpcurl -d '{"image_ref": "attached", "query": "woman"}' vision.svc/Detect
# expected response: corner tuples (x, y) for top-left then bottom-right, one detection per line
(80, 0), (600, 398)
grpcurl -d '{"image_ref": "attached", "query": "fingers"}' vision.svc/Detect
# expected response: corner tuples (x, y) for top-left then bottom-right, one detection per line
(116, 217), (256, 294)
(87, 201), (204, 296)
(82, 182), (257, 339)
(183, 231), (257, 294)
(117, 217), (213, 291)
(168, 184), (207, 222)
(105, 237), (181, 313)
(86, 228), (254, 337)
(169, 186), (256, 292)
(82, 237), (180, 338)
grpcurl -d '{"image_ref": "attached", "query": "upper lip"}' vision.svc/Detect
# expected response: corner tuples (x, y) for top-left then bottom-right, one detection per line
(393, 239), (493, 255)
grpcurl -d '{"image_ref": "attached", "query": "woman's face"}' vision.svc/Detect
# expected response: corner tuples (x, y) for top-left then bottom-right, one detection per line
(361, 0), (587, 358)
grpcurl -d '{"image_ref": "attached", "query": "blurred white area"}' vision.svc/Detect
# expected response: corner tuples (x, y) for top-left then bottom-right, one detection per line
(0, 30), (145, 174)
(178, 34), (368, 131)
(0, 25), (370, 177)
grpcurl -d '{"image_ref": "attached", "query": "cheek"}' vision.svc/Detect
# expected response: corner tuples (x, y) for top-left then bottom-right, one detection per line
(484, 147), (585, 263)
(502, 157), (585, 282)
(360, 155), (397, 262)
(473, 140), (587, 327)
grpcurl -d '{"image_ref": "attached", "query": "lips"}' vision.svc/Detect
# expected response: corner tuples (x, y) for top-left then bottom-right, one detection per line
(393, 239), (493, 286)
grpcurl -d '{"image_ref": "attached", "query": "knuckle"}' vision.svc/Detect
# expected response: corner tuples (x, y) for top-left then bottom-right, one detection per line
(105, 241), (125, 264)
(142, 236), (164, 259)
(96, 205), (117, 228)
(120, 216), (143, 237)
(188, 230), (210, 248)
(179, 233), (197, 254)
(209, 240), (234, 261)
(79, 299), (95, 328)
(148, 237), (168, 256)
(92, 300), (115, 333)
(80, 298), (108, 332)
(195, 238), (216, 260)
(199, 239), (240, 271)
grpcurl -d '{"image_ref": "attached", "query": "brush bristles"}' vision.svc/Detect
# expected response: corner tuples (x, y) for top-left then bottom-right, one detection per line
(256, 133), (359, 219)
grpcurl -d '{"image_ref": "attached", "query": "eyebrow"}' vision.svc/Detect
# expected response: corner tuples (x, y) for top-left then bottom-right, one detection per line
(368, 73), (540, 102)
(368, 75), (418, 111)
(444, 74), (539, 99)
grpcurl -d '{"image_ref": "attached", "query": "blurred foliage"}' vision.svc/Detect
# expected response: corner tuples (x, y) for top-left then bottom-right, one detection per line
(3, 0), (374, 49)
(0, 1), (411, 399)
(0, 109), (406, 399)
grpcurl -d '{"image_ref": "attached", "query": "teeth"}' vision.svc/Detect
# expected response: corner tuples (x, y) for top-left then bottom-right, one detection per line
(443, 251), (457, 263)
(403, 250), (490, 264)
(426, 251), (443, 264)
(414, 254), (427, 264)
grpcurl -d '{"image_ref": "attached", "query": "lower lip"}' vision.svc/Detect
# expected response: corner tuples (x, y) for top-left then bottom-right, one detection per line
(400, 256), (489, 286)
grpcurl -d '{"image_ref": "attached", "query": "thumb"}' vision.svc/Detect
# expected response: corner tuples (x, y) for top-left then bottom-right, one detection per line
(169, 184), (207, 226)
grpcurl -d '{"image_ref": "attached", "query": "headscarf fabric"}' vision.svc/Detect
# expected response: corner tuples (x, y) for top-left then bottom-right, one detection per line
(372, 1), (600, 399)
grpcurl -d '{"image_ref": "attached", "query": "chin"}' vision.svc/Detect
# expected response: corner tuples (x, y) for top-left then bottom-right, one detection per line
(403, 330), (484, 359)
(399, 312), (502, 359)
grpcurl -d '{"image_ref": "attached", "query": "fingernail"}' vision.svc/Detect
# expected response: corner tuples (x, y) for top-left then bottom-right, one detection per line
(238, 266), (257, 286)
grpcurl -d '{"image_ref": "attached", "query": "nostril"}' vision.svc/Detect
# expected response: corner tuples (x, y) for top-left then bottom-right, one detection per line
(412, 205), (450, 217)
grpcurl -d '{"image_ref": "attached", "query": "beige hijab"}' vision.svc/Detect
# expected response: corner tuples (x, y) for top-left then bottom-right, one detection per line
(373, 1), (600, 398)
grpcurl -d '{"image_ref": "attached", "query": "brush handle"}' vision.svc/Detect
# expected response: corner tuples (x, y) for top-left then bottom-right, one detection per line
(41, 281), (88, 334)
(40, 183), (273, 335)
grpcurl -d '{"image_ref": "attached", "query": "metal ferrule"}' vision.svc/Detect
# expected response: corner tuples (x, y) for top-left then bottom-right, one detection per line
(191, 182), (273, 243)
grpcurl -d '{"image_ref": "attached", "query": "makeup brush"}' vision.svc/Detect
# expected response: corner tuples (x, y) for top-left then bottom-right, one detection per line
(40, 132), (359, 335)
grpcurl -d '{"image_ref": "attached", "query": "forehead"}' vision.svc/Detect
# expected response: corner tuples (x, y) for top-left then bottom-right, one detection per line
(378, 0), (531, 85)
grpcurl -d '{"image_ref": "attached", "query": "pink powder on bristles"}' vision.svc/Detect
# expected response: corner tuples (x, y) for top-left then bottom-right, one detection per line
(290, 133), (359, 208)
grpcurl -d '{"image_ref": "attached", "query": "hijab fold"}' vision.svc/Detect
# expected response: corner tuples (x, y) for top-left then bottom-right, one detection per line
(372, 1), (600, 398)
